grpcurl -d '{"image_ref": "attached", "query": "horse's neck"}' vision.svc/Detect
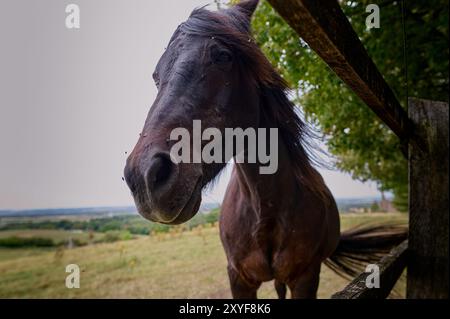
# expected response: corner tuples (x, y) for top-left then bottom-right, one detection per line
(234, 136), (299, 217)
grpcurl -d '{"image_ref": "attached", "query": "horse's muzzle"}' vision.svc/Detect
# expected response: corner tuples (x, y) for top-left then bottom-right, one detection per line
(124, 150), (202, 225)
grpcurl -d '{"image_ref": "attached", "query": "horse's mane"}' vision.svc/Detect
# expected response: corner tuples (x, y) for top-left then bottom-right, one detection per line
(181, 7), (330, 201)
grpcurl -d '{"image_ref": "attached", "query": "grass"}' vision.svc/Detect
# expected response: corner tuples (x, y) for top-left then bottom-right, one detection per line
(0, 229), (106, 244)
(0, 213), (407, 298)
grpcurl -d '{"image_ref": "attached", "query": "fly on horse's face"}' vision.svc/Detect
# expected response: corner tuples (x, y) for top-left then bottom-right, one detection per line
(124, 1), (261, 224)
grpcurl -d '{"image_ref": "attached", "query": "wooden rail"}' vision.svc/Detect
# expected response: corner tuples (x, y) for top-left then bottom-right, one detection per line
(266, 0), (424, 151)
(332, 240), (408, 299)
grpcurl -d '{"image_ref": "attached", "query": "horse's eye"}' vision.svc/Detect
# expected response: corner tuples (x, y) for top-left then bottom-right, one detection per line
(213, 50), (233, 64)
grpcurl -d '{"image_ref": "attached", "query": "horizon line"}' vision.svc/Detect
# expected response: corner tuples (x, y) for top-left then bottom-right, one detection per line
(0, 195), (393, 212)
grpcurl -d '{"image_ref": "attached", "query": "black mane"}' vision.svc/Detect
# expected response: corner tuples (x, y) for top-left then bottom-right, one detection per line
(181, 7), (329, 200)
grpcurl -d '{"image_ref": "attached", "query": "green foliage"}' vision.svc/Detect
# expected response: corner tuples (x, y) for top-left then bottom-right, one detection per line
(205, 208), (220, 224)
(370, 201), (380, 212)
(98, 220), (123, 232)
(0, 210), (222, 236)
(0, 208), (223, 248)
(67, 238), (87, 247)
(0, 237), (55, 248)
(251, 0), (448, 207)
(392, 186), (408, 212)
(183, 209), (220, 229)
(150, 223), (171, 234)
(101, 230), (133, 243)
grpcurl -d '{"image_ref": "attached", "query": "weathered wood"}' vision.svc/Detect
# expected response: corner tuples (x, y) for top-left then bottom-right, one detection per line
(266, 0), (424, 150)
(331, 240), (408, 299)
(407, 99), (449, 299)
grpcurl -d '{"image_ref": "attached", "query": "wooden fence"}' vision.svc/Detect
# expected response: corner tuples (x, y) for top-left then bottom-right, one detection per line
(266, 0), (449, 298)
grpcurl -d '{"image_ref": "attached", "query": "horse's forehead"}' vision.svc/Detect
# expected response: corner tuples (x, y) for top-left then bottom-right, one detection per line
(172, 29), (209, 49)
(166, 33), (210, 65)
(169, 31), (190, 48)
(156, 34), (209, 80)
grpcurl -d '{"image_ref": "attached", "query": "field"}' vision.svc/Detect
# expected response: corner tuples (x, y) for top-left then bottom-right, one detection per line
(0, 229), (105, 242)
(0, 213), (407, 298)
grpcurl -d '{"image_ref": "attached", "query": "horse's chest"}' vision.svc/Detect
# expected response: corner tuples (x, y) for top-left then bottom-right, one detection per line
(224, 225), (315, 283)
(234, 247), (274, 282)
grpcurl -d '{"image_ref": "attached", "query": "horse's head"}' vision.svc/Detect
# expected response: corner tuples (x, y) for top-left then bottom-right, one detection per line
(124, 0), (276, 224)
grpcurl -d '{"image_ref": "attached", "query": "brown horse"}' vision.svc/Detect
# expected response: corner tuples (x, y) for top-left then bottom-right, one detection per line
(124, 0), (407, 298)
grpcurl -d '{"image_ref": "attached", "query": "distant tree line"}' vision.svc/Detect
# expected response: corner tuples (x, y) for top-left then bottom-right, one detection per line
(0, 209), (220, 237)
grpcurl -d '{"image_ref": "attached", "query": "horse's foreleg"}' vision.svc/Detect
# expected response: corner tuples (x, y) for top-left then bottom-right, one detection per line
(274, 280), (287, 299)
(227, 265), (260, 299)
(288, 264), (321, 299)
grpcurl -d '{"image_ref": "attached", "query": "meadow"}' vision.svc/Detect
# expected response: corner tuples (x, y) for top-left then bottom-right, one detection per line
(0, 213), (407, 298)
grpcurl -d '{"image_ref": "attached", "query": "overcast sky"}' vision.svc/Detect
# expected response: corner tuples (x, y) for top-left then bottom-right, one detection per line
(0, 0), (380, 210)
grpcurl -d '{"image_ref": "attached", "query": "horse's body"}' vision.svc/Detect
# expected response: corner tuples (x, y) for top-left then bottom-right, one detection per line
(220, 122), (340, 298)
(124, 0), (407, 299)
(221, 161), (340, 298)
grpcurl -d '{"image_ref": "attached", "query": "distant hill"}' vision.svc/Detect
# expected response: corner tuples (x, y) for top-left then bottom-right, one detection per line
(0, 202), (220, 219)
(0, 206), (137, 218)
(0, 197), (384, 218)
(335, 196), (388, 212)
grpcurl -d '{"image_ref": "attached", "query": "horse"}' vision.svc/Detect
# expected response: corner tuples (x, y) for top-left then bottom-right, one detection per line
(124, 0), (407, 299)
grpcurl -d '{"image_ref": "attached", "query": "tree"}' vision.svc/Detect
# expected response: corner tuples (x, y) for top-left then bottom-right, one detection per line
(370, 201), (380, 213)
(249, 0), (448, 210)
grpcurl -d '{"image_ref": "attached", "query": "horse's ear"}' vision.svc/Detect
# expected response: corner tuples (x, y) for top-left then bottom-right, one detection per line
(234, 0), (259, 19)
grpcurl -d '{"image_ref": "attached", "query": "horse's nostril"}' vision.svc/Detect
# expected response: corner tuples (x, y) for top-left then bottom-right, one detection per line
(124, 164), (137, 193)
(146, 153), (174, 193)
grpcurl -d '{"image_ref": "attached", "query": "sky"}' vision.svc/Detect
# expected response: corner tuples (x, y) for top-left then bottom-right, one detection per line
(0, 0), (381, 210)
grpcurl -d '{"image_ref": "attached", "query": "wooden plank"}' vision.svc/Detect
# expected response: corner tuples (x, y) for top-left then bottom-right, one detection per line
(266, 0), (424, 150)
(331, 240), (408, 299)
(407, 98), (449, 299)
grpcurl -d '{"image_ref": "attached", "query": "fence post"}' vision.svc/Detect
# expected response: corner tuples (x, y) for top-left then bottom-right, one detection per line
(408, 98), (449, 298)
